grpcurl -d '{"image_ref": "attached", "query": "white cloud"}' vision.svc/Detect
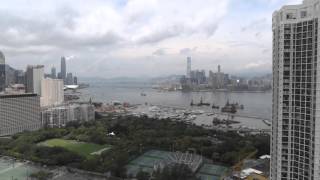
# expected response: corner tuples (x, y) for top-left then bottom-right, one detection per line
(0, 0), (281, 77)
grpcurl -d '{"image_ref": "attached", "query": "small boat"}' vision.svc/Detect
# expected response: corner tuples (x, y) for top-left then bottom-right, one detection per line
(197, 97), (210, 106)
(193, 110), (204, 115)
(212, 104), (219, 109)
(141, 92), (147, 96)
(221, 100), (237, 113)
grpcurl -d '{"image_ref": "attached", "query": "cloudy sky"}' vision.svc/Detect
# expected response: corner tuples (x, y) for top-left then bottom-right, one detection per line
(1, 0), (302, 78)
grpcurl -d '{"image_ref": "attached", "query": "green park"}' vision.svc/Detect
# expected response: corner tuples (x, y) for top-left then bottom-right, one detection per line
(0, 114), (270, 179)
(38, 138), (111, 157)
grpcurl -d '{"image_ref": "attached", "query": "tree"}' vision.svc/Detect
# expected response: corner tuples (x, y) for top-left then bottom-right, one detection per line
(29, 170), (52, 180)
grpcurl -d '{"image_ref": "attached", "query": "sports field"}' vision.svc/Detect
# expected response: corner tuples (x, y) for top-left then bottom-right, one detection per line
(38, 138), (111, 157)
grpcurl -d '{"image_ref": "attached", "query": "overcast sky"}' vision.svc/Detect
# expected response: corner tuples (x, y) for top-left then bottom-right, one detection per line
(1, 0), (302, 78)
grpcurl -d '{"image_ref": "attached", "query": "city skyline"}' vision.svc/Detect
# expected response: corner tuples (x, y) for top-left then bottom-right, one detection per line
(0, 0), (303, 78)
(0, 1), (310, 179)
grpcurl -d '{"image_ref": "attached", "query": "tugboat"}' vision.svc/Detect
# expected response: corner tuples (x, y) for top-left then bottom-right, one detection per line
(212, 104), (219, 109)
(221, 100), (237, 113)
(197, 97), (210, 106)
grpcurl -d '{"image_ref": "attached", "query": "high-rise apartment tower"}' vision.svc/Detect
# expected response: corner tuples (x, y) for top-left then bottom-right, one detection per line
(272, 0), (320, 179)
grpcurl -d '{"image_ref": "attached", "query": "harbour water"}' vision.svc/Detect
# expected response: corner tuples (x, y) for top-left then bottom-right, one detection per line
(78, 81), (272, 129)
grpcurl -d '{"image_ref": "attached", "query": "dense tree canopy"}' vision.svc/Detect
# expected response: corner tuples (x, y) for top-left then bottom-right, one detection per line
(0, 114), (270, 178)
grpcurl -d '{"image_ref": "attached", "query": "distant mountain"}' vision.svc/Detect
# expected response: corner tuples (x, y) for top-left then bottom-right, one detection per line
(79, 75), (185, 84)
(150, 75), (183, 83)
(233, 70), (272, 78)
(79, 76), (152, 84)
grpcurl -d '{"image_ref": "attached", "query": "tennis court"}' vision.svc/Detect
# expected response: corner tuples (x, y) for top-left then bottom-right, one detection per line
(0, 157), (38, 180)
(144, 150), (172, 159)
(126, 150), (170, 176)
(129, 156), (161, 167)
(126, 150), (229, 179)
(196, 163), (229, 180)
(126, 164), (154, 176)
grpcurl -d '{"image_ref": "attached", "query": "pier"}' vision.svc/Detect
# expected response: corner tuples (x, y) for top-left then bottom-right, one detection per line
(215, 112), (271, 121)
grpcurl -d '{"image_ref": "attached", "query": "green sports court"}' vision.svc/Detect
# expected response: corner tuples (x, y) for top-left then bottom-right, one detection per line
(196, 163), (229, 180)
(126, 150), (229, 180)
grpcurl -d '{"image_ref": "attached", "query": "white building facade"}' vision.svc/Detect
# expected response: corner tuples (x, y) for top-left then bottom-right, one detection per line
(41, 78), (64, 107)
(272, 0), (320, 179)
(0, 94), (41, 136)
(41, 103), (95, 128)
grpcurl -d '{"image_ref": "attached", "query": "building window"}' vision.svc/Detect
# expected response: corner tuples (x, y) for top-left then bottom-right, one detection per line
(301, 11), (307, 18)
(286, 13), (296, 20)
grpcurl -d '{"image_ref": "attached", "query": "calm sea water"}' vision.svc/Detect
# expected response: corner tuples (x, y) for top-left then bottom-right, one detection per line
(78, 81), (272, 120)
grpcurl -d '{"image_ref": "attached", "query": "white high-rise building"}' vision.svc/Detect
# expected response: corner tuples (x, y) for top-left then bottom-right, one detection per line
(41, 78), (64, 107)
(41, 103), (95, 128)
(272, 0), (320, 179)
(26, 65), (44, 95)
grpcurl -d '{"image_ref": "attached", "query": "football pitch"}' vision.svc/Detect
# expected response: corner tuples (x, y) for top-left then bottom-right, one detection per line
(38, 138), (111, 157)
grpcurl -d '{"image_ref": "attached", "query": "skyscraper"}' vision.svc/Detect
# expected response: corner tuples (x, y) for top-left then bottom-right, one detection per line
(57, 72), (62, 79)
(0, 51), (5, 92)
(26, 65), (44, 95)
(51, 66), (56, 79)
(66, 72), (73, 85)
(73, 76), (78, 85)
(41, 78), (64, 107)
(61, 56), (66, 82)
(187, 57), (191, 78)
(272, 0), (320, 179)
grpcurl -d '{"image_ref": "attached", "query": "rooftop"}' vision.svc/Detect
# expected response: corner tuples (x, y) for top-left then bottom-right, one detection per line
(0, 93), (38, 99)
